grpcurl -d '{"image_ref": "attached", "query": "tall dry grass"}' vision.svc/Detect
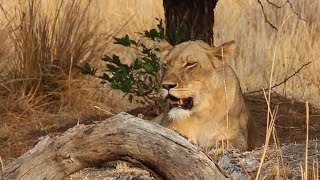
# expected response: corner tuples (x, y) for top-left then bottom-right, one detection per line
(214, 0), (320, 107)
(0, 0), (111, 138)
(90, 0), (164, 37)
(0, 0), (165, 142)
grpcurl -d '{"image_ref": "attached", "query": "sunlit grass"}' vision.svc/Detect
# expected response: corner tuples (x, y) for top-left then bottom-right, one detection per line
(0, 0), (111, 138)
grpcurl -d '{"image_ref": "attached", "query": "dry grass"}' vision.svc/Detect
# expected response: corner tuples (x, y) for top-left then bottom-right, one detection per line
(265, 163), (294, 179)
(0, 0), (111, 138)
(215, 0), (320, 107)
(89, 0), (164, 37)
(68, 172), (89, 180)
(67, 163), (153, 180)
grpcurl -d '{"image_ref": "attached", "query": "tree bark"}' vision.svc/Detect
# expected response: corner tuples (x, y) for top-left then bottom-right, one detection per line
(163, 0), (218, 45)
(2, 112), (227, 180)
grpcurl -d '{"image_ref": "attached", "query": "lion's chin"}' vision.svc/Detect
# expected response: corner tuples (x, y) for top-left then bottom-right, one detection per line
(168, 108), (192, 121)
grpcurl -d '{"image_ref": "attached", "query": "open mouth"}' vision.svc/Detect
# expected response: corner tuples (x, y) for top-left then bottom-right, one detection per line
(168, 95), (193, 110)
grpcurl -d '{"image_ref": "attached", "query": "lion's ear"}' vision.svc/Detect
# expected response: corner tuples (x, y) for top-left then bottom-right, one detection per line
(213, 40), (236, 63)
(159, 40), (173, 63)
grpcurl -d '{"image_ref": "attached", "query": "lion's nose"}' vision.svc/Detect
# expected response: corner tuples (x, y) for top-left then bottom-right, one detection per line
(162, 83), (177, 90)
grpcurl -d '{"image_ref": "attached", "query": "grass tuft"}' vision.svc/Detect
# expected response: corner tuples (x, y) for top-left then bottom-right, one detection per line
(0, 0), (111, 139)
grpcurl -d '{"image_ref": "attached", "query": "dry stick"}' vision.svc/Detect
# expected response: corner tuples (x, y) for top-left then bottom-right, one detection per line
(257, 0), (278, 31)
(266, 0), (307, 22)
(300, 165), (304, 180)
(256, 17), (279, 177)
(0, 156), (3, 170)
(257, 0), (307, 31)
(207, 50), (229, 148)
(271, 106), (287, 178)
(0, 156), (3, 180)
(304, 101), (309, 180)
(221, 46), (230, 149)
(245, 61), (311, 95)
(312, 159), (317, 180)
(316, 161), (318, 180)
(315, 159), (319, 180)
(93, 105), (115, 115)
(312, 159), (315, 179)
(255, 89), (277, 180)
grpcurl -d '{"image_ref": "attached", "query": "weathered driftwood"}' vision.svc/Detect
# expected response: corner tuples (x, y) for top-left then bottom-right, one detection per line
(2, 112), (227, 180)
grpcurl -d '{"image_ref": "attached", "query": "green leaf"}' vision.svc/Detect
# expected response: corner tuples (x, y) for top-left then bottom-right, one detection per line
(156, 18), (165, 39)
(106, 64), (118, 72)
(120, 64), (130, 74)
(142, 48), (151, 56)
(98, 73), (112, 82)
(144, 29), (159, 40)
(78, 63), (97, 76)
(111, 83), (121, 90)
(132, 59), (142, 69)
(114, 35), (131, 47)
(101, 55), (113, 62)
(112, 54), (121, 66)
(130, 40), (138, 45)
(142, 63), (156, 73)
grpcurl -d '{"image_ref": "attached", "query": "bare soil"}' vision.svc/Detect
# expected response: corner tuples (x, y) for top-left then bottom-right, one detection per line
(1, 93), (319, 163)
(246, 93), (320, 146)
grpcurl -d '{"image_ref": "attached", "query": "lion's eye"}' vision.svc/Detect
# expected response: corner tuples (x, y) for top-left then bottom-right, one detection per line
(185, 62), (198, 69)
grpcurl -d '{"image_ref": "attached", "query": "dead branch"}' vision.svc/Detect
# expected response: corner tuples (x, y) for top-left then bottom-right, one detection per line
(257, 0), (278, 31)
(245, 61), (311, 95)
(266, 0), (306, 21)
(257, 0), (307, 31)
(1, 113), (227, 180)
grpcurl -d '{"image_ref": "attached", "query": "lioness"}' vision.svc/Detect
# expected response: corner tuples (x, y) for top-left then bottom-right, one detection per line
(155, 40), (256, 151)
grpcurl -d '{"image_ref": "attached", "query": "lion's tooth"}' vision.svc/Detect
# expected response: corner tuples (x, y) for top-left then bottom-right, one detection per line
(179, 99), (183, 105)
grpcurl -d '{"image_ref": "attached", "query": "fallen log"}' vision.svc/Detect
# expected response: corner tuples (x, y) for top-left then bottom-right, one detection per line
(1, 112), (227, 180)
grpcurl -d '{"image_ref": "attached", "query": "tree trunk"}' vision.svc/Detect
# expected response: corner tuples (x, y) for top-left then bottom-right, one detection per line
(2, 113), (227, 180)
(163, 0), (218, 45)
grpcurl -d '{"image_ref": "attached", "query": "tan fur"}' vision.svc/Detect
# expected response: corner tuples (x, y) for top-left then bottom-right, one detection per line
(155, 40), (256, 151)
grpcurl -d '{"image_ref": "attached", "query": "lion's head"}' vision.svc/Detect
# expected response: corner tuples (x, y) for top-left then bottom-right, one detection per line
(160, 40), (236, 120)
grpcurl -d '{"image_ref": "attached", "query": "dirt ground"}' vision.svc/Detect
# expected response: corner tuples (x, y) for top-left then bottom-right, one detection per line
(1, 93), (319, 163)
(245, 93), (320, 146)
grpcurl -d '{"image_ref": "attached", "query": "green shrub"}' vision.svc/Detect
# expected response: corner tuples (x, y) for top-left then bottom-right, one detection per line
(78, 19), (166, 104)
